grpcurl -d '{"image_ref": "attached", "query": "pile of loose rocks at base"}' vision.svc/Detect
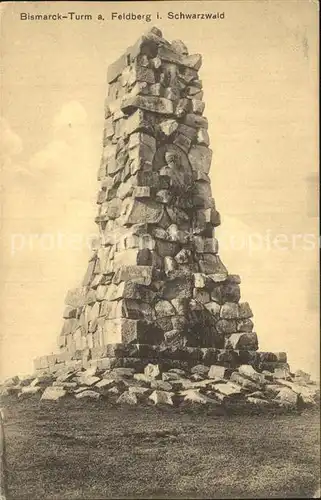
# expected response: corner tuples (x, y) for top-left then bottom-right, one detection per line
(1, 363), (319, 413)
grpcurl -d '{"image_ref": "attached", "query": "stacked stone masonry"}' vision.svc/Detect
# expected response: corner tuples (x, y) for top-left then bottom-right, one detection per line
(35, 27), (286, 374)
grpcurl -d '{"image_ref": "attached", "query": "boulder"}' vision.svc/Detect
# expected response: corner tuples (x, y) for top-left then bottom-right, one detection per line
(214, 382), (243, 397)
(190, 373), (205, 382)
(74, 387), (88, 394)
(238, 365), (265, 384)
(191, 364), (210, 376)
(3, 375), (20, 387)
(77, 375), (101, 387)
(128, 386), (150, 397)
(230, 372), (261, 392)
(262, 370), (274, 381)
(272, 367), (291, 380)
(294, 370), (311, 384)
(247, 397), (271, 407)
(111, 367), (135, 379)
(162, 372), (182, 382)
(276, 380), (319, 405)
(144, 363), (161, 379)
(75, 390), (101, 400)
(247, 391), (267, 400)
(108, 386), (120, 396)
(134, 373), (154, 385)
(264, 384), (286, 397)
(273, 387), (299, 408)
(52, 382), (77, 389)
(149, 390), (174, 405)
(95, 379), (115, 390)
(116, 391), (138, 405)
(168, 368), (186, 377)
(41, 387), (67, 401)
(208, 365), (227, 380)
(183, 389), (217, 405)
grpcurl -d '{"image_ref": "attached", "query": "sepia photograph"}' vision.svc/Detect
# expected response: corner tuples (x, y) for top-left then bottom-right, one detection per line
(0, 1), (319, 498)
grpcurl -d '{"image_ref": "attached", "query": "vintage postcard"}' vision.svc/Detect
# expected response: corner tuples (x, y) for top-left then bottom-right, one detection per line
(0, 1), (319, 499)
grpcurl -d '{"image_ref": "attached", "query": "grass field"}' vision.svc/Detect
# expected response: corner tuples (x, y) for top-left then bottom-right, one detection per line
(1, 397), (320, 499)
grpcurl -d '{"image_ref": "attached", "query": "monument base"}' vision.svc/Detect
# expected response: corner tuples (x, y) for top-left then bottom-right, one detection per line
(34, 344), (288, 375)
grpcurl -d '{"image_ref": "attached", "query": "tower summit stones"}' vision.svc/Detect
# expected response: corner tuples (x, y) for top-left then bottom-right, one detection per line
(34, 28), (287, 374)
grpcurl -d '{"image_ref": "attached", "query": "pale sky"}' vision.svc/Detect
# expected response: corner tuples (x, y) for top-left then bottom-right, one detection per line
(0, 1), (319, 380)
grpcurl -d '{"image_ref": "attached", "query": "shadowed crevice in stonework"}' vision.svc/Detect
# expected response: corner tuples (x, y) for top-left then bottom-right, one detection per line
(34, 26), (287, 374)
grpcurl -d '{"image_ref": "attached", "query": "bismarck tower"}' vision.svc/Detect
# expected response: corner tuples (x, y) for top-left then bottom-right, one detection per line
(35, 27), (287, 374)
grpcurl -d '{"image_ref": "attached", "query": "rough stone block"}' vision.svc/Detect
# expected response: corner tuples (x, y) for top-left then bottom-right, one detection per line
(238, 302), (253, 319)
(214, 382), (243, 397)
(144, 363), (161, 379)
(204, 302), (221, 317)
(191, 99), (205, 115)
(177, 123), (197, 141)
(155, 300), (176, 317)
(127, 64), (155, 86)
(237, 319), (254, 332)
(117, 391), (138, 405)
(75, 390), (100, 400)
(159, 119), (178, 136)
(121, 95), (174, 115)
(208, 365), (227, 379)
(188, 146), (212, 174)
(220, 302), (239, 320)
(230, 372), (261, 391)
(113, 265), (154, 286)
(215, 319), (237, 335)
(273, 387), (299, 408)
(238, 364), (265, 384)
(103, 318), (139, 344)
(162, 273), (194, 300)
(149, 390), (174, 405)
(183, 113), (208, 129)
(197, 128), (210, 146)
(191, 364), (210, 376)
(173, 133), (192, 153)
(199, 254), (228, 280)
(225, 332), (258, 351)
(123, 198), (164, 225)
(41, 387), (67, 401)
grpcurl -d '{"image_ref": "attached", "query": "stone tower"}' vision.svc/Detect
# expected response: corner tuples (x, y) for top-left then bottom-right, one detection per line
(34, 28), (287, 373)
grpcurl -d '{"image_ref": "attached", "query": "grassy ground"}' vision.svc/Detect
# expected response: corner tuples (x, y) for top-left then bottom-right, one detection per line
(1, 396), (320, 499)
